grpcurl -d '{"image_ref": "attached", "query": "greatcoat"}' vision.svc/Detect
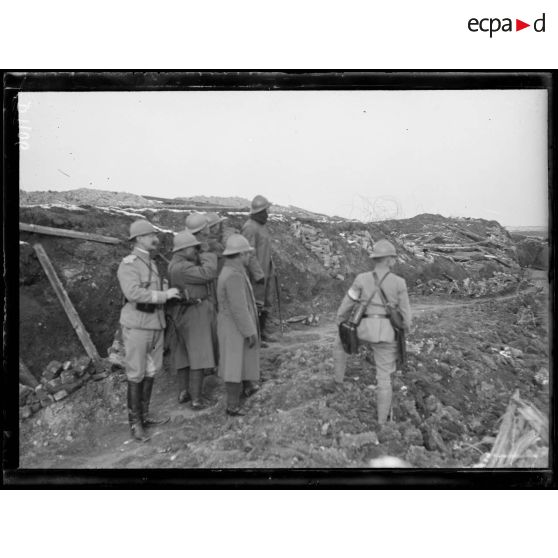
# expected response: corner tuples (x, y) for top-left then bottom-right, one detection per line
(217, 257), (260, 383)
(241, 217), (274, 308)
(167, 250), (218, 370)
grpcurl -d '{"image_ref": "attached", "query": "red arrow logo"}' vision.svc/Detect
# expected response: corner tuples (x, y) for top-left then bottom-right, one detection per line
(516, 19), (530, 31)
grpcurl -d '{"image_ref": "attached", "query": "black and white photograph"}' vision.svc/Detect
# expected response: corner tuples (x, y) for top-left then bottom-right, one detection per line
(6, 72), (552, 478)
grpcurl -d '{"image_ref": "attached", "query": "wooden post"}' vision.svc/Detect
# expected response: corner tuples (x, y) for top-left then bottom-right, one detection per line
(19, 359), (39, 388)
(33, 243), (101, 363)
(20, 222), (122, 245)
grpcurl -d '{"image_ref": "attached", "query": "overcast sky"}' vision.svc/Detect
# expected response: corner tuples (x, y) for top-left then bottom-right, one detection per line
(19, 89), (548, 226)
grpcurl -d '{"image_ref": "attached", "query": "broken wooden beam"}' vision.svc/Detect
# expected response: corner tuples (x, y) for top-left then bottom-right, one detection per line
(19, 359), (39, 388)
(33, 243), (101, 363)
(20, 222), (122, 245)
(424, 244), (484, 253)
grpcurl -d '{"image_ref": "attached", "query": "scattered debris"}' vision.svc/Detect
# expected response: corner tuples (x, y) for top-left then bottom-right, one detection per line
(477, 391), (548, 468)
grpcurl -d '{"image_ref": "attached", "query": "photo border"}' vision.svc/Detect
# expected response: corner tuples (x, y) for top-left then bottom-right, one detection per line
(3, 70), (555, 488)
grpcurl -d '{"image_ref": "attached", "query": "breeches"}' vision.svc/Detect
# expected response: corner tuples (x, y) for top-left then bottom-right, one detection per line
(333, 338), (397, 386)
(122, 327), (164, 383)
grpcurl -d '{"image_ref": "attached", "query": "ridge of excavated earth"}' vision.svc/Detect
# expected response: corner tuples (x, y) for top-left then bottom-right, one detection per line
(17, 195), (549, 469)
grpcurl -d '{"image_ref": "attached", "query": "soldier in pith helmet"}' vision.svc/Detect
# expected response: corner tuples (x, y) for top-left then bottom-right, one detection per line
(217, 234), (261, 415)
(334, 239), (412, 425)
(167, 229), (218, 409)
(117, 219), (181, 442)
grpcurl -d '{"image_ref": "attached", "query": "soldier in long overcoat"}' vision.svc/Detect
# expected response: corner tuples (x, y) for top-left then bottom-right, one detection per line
(242, 195), (276, 344)
(167, 229), (218, 410)
(217, 234), (261, 416)
(335, 239), (412, 425)
(117, 219), (181, 442)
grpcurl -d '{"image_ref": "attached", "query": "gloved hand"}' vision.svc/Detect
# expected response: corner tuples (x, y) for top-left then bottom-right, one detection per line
(246, 334), (257, 348)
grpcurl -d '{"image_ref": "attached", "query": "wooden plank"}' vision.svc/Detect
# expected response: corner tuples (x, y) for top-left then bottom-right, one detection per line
(33, 243), (101, 363)
(20, 222), (122, 245)
(19, 359), (39, 388)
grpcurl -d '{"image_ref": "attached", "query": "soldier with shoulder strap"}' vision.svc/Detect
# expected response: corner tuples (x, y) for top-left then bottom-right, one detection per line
(117, 219), (180, 442)
(334, 239), (412, 425)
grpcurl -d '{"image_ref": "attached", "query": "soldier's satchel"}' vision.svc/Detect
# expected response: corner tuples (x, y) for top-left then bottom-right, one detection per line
(338, 272), (388, 354)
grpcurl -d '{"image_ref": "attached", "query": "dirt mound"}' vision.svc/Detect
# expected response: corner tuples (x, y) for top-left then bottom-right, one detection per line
(20, 187), (157, 208)
(513, 235), (548, 270)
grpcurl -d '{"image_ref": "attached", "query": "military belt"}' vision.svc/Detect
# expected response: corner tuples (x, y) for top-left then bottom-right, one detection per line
(135, 302), (164, 313)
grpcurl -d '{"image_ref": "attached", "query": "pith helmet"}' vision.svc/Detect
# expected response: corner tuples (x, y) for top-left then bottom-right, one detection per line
(185, 213), (209, 234)
(222, 234), (254, 256)
(370, 239), (397, 258)
(250, 195), (271, 214)
(172, 230), (201, 252)
(206, 212), (225, 227)
(129, 219), (157, 240)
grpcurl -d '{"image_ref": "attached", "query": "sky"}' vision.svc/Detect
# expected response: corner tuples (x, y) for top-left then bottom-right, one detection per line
(19, 89), (548, 226)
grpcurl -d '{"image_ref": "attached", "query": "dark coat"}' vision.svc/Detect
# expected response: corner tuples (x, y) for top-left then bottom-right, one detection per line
(167, 250), (218, 370)
(217, 258), (260, 383)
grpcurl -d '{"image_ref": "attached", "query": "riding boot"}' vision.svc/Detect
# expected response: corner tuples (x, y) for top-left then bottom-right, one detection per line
(142, 377), (170, 426)
(189, 369), (207, 410)
(243, 380), (260, 398)
(127, 381), (150, 442)
(177, 367), (191, 404)
(225, 382), (245, 416)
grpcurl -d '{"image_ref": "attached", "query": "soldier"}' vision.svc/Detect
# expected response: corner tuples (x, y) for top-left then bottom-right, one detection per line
(167, 229), (218, 409)
(242, 195), (277, 345)
(217, 234), (261, 416)
(205, 212), (227, 272)
(334, 239), (412, 425)
(117, 219), (180, 442)
(185, 212), (210, 244)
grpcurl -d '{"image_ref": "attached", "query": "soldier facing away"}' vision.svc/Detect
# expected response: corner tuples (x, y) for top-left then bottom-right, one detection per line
(117, 219), (181, 442)
(167, 229), (218, 409)
(334, 239), (412, 425)
(217, 234), (261, 416)
(241, 195), (277, 345)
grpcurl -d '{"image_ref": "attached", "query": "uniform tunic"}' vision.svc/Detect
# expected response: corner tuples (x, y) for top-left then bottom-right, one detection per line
(117, 247), (168, 382)
(217, 258), (260, 383)
(241, 218), (274, 309)
(334, 269), (412, 383)
(167, 250), (218, 370)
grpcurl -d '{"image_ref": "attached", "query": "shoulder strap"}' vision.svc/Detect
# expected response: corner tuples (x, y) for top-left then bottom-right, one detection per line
(363, 271), (389, 306)
(373, 271), (392, 311)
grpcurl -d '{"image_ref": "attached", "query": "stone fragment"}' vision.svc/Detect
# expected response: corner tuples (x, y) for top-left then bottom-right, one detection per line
(42, 360), (63, 380)
(45, 377), (62, 393)
(53, 390), (69, 401)
(59, 370), (76, 384)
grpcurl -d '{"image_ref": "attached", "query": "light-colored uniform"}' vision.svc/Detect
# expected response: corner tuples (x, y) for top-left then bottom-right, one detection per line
(217, 258), (261, 383)
(335, 270), (412, 385)
(117, 247), (168, 383)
